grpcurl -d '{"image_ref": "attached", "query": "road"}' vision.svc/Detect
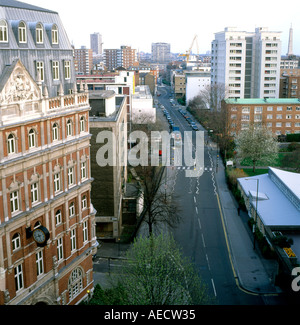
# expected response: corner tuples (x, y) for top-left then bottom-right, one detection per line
(157, 85), (264, 305)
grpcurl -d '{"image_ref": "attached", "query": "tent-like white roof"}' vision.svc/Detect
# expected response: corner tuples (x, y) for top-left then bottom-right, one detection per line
(238, 168), (300, 227)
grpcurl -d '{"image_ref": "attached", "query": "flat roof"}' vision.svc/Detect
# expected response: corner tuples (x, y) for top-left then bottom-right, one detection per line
(225, 98), (300, 105)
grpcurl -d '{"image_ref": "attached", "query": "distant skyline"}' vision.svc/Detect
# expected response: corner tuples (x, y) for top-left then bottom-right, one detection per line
(26, 0), (300, 55)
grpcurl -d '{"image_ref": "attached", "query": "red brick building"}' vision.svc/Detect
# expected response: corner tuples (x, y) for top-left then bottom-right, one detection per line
(0, 1), (97, 305)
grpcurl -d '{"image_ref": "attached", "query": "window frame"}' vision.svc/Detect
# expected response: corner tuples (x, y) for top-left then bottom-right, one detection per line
(10, 190), (19, 213)
(0, 20), (8, 42)
(52, 61), (59, 80)
(18, 21), (27, 43)
(7, 133), (16, 155)
(36, 23), (43, 44)
(30, 182), (39, 204)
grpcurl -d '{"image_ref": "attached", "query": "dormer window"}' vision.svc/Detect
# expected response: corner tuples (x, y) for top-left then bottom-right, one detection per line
(52, 24), (58, 44)
(18, 21), (27, 43)
(36, 23), (43, 44)
(0, 20), (8, 42)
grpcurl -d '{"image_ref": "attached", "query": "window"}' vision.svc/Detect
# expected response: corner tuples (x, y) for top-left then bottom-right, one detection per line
(254, 106), (262, 113)
(28, 129), (36, 148)
(276, 114), (282, 119)
(267, 114), (273, 119)
(64, 61), (71, 79)
(82, 195), (87, 210)
(0, 20), (8, 42)
(70, 228), (76, 251)
(10, 191), (19, 213)
(80, 116), (85, 132)
(276, 122), (282, 127)
(31, 182), (39, 204)
(242, 107), (250, 113)
(54, 173), (60, 193)
(52, 24), (58, 44)
(36, 23), (43, 44)
(66, 119), (72, 137)
(277, 106), (282, 111)
(55, 210), (62, 225)
(57, 237), (63, 261)
(14, 264), (24, 292)
(68, 268), (83, 300)
(7, 134), (16, 154)
(52, 61), (59, 80)
(36, 251), (44, 276)
(18, 22), (27, 43)
(83, 221), (88, 242)
(267, 106), (273, 111)
(52, 123), (59, 141)
(68, 167), (74, 187)
(12, 233), (21, 251)
(81, 162), (86, 180)
(69, 202), (75, 218)
(36, 61), (44, 82)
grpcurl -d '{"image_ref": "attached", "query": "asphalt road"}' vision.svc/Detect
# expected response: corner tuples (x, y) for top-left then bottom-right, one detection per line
(157, 85), (264, 305)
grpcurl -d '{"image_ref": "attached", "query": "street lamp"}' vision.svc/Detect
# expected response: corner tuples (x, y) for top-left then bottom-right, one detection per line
(245, 178), (259, 250)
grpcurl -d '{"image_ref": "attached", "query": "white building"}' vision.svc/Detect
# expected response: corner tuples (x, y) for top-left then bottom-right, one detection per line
(132, 85), (156, 124)
(211, 27), (282, 100)
(185, 71), (211, 105)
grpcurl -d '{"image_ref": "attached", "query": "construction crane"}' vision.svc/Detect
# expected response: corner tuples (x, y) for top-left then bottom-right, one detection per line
(179, 35), (199, 64)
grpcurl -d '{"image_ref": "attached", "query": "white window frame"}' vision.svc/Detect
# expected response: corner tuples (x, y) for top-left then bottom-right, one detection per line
(64, 61), (71, 80)
(82, 195), (87, 210)
(14, 264), (24, 292)
(52, 61), (59, 80)
(66, 119), (72, 137)
(7, 134), (16, 155)
(81, 162), (87, 180)
(83, 220), (88, 242)
(18, 21), (27, 43)
(80, 116), (85, 132)
(12, 233), (21, 251)
(54, 173), (60, 193)
(36, 250), (44, 276)
(68, 167), (74, 187)
(10, 190), (19, 213)
(55, 209), (62, 225)
(52, 123), (59, 141)
(57, 237), (63, 261)
(36, 23), (43, 44)
(70, 228), (76, 251)
(28, 129), (36, 148)
(52, 25), (58, 44)
(30, 182), (39, 204)
(0, 20), (8, 42)
(36, 61), (44, 82)
(69, 202), (75, 218)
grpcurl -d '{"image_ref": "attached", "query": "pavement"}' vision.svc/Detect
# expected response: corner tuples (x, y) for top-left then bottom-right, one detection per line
(92, 123), (282, 299)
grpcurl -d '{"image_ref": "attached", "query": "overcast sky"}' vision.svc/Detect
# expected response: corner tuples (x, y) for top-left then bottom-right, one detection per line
(27, 0), (299, 55)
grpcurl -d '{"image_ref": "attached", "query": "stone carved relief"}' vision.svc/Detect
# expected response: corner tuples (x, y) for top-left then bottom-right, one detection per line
(0, 64), (40, 106)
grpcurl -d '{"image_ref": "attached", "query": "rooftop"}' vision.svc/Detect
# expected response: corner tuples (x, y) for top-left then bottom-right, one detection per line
(238, 167), (300, 228)
(0, 0), (57, 13)
(225, 98), (300, 105)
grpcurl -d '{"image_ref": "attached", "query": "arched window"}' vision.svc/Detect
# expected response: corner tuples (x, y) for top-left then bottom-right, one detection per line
(36, 23), (43, 44)
(52, 123), (59, 141)
(68, 268), (83, 300)
(80, 116), (85, 132)
(7, 133), (16, 154)
(0, 20), (8, 42)
(52, 24), (58, 44)
(18, 21), (27, 43)
(66, 119), (72, 137)
(55, 209), (62, 225)
(28, 129), (36, 148)
(12, 233), (21, 251)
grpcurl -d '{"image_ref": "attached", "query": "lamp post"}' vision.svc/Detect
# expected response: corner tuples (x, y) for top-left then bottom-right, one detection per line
(245, 178), (259, 250)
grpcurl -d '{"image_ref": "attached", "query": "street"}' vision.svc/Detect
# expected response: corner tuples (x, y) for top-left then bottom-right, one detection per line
(157, 85), (267, 304)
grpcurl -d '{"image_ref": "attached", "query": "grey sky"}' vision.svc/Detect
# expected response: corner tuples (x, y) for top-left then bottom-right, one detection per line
(27, 0), (299, 55)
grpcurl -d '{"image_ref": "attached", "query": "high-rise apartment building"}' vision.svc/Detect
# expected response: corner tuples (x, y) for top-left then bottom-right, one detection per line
(0, 0), (97, 305)
(151, 42), (171, 63)
(103, 46), (137, 71)
(90, 32), (103, 55)
(74, 46), (93, 75)
(211, 27), (282, 101)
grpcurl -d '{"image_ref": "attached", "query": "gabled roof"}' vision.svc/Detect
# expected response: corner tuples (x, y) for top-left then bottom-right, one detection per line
(0, 0), (57, 13)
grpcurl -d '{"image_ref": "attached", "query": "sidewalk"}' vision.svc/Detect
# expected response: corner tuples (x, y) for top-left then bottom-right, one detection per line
(213, 143), (281, 295)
